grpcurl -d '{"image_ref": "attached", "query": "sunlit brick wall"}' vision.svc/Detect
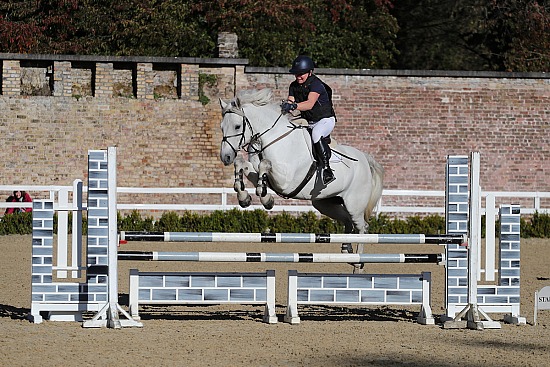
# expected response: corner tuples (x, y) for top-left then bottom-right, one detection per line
(1, 56), (548, 211)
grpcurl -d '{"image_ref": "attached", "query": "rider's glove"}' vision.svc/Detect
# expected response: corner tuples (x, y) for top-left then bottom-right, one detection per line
(281, 102), (298, 113)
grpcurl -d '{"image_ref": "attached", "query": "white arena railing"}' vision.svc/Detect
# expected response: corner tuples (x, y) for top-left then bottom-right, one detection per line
(1, 184), (549, 216)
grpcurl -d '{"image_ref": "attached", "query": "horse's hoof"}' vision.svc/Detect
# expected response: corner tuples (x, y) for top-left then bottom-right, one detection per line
(262, 196), (275, 210)
(341, 243), (353, 253)
(239, 195), (252, 208)
(350, 263), (365, 274)
(238, 190), (250, 201)
(239, 201), (251, 208)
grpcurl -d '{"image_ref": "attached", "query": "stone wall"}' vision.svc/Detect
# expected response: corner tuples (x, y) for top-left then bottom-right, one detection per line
(1, 54), (548, 210)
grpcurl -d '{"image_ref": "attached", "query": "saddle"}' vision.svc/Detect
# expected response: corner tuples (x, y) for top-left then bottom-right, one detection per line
(290, 116), (339, 148)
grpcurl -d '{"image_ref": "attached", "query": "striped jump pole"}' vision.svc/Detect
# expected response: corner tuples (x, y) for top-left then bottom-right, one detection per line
(118, 251), (444, 264)
(119, 231), (466, 245)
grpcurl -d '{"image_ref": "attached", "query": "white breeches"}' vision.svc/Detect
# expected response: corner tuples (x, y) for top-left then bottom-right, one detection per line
(309, 116), (336, 143)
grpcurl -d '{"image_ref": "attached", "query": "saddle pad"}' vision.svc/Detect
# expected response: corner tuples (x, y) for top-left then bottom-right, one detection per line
(330, 150), (343, 164)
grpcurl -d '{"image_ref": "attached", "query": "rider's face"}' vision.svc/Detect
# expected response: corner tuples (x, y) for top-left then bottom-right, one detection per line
(294, 71), (310, 84)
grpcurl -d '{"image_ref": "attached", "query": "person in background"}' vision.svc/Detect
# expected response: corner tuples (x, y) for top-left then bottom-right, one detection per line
(281, 55), (337, 185)
(5, 190), (33, 215)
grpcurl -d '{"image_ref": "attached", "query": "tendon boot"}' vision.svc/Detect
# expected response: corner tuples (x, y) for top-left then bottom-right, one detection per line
(314, 138), (335, 185)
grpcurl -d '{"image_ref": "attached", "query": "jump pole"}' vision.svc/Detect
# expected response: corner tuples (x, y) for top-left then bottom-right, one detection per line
(119, 231), (466, 245)
(118, 251), (444, 263)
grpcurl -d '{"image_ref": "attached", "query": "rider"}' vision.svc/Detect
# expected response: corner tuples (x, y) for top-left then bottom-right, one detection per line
(281, 55), (336, 185)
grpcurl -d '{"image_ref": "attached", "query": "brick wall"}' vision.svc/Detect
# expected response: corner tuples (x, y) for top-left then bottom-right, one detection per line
(239, 70), (549, 197)
(1, 55), (548, 210)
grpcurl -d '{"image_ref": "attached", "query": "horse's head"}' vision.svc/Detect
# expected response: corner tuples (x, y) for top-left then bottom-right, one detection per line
(219, 89), (274, 166)
(219, 96), (250, 166)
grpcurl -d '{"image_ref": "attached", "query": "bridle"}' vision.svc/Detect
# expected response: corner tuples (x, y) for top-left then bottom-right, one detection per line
(221, 102), (317, 199)
(220, 105), (253, 157)
(221, 104), (290, 158)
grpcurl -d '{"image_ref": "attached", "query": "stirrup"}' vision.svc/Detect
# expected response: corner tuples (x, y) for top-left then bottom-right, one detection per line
(322, 169), (335, 185)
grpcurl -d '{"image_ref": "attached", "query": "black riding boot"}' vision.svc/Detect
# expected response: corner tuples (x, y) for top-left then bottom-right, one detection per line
(314, 138), (335, 185)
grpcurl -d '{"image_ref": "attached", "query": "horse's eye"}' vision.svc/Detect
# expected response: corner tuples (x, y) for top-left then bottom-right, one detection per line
(235, 125), (241, 130)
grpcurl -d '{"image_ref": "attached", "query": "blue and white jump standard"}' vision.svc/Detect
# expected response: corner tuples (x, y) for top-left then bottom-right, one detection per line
(28, 147), (526, 329)
(443, 153), (525, 329)
(29, 148), (142, 328)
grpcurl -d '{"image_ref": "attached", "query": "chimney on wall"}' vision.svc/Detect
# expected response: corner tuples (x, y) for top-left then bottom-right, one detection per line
(217, 32), (239, 58)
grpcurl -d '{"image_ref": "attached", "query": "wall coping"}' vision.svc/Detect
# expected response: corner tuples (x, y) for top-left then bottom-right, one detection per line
(1, 53), (547, 79)
(0, 53), (249, 66)
(247, 66), (549, 79)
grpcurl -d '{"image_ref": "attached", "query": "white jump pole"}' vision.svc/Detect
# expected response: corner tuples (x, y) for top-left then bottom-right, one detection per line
(118, 251), (444, 263)
(72, 179), (83, 278)
(119, 231), (465, 245)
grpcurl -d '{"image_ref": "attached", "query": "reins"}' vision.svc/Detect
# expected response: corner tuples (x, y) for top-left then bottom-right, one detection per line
(221, 104), (358, 198)
(249, 117), (302, 155)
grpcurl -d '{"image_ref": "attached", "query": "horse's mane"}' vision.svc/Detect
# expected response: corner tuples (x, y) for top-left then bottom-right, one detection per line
(236, 88), (273, 107)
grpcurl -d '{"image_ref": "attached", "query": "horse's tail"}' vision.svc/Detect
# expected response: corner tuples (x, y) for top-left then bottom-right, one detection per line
(364, 153), (384, 220)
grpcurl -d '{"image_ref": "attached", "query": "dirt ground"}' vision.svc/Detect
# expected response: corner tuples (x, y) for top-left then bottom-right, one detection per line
(1, 235), (549, 367)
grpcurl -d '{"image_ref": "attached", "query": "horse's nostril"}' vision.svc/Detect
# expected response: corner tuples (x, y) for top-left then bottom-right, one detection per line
(223, 155), (231, 166)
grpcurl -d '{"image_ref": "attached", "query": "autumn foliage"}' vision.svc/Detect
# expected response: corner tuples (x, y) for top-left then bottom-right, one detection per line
(0, 0), (547, 71)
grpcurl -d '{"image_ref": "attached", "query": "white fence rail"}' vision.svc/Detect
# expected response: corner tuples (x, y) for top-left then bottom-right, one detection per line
(1, 184), (550, 216)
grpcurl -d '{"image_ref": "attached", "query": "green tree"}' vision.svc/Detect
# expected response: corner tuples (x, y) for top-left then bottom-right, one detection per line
(392, 0), (491, 70)
(302, 0), (399, 69)
(190, 0), (313, 66)
(483, 0), (549, 72)
(190, 0), (399, 68)
(2, 0), (546, 71)
(74, 0), (215, 57)
(0, 0), (401, 68)
(392, 0), (549, 71)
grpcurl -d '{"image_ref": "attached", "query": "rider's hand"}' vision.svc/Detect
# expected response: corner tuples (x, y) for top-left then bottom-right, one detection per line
(281, 102), (298, 113)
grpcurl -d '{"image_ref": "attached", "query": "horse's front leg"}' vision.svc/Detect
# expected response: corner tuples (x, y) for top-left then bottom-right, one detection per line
(256, 159), (275, 210)
(233, 156), (258, 208)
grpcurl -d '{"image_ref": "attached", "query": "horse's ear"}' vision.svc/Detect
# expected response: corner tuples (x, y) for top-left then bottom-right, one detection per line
(219, 98), (228, 110)
(234, 97), (242, 109)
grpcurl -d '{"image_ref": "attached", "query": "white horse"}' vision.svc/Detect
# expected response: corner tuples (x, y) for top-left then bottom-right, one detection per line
(219, 88), (384, 256)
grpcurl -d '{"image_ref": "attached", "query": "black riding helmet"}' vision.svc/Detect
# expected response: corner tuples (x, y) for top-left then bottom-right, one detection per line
(289, 56), (315, 74)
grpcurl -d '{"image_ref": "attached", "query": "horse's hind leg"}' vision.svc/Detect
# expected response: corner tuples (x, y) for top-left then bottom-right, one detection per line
(311, 198), (355, 253)
(339, 196), (372, 272)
